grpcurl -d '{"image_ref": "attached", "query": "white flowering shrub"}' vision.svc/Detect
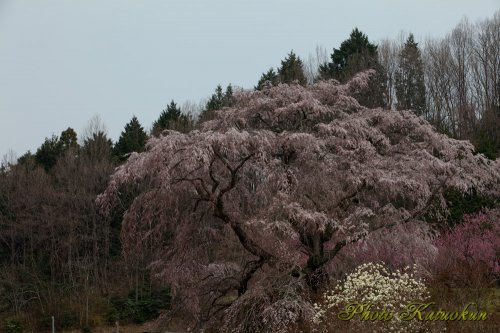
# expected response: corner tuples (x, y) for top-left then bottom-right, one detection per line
(313, 262), (432, 333)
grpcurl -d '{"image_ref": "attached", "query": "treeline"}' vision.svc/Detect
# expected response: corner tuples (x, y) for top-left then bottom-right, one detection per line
(0, 115), (180, 331)
(254, 12), (500, 159)
(0, 121), (118, 331)
(0, 10), (499, 333)
(0, 90), (227, 331)
(378, 13), (500, 159)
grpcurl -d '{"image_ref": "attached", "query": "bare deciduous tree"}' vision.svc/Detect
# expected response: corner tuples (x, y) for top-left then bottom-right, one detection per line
(378, 38), (400, 110)
(304, 45), (329, 85)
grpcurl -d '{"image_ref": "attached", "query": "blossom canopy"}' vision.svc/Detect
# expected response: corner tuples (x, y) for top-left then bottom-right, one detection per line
(98, 70), (500, 332)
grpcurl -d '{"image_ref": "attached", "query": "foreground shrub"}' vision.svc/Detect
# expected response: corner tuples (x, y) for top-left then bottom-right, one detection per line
(312, 262), (431, 333)
(432, 208), (500, 288)
(106, 287), (171, 324)
(2, 318), (22, 333)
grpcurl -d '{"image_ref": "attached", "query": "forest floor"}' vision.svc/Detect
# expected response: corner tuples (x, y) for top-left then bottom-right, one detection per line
(63, 325), (145, 333)
(62, 323), (176, 333)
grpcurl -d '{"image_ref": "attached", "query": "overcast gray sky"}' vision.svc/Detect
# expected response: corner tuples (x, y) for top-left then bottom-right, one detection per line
(1, 0), (499, 158)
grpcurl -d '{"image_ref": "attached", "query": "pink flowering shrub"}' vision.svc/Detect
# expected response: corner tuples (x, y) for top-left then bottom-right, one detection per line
(432, 208), (500, 287)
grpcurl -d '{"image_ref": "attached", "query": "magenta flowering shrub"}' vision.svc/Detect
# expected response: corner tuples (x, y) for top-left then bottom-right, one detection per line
(432, 208), (500, 287)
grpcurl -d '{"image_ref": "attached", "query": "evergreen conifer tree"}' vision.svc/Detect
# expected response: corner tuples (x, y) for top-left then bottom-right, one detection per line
(151, 100), (192, 136)
(319, 28), (379, 82)
(17, 151), (36, 168)
(82, 131), (114, 162)
(255, 68), (279, 90)
(60, 127), (79, 150)
(223, 85), (234, 107)
(34, 127), (79, 171)
(113, 116), (148, 161)
(206, 85), (225, 112)
(199, 84), (235, 123)
(35, 135), (63, 171)
(395, 34), (426, 116)
(277, 51), (307, 85)
(320, 28), (385, 107)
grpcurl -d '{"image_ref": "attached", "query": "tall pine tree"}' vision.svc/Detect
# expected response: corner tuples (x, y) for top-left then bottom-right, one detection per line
(205, 84), (235, 112)
(319, 28), (385, 107)
(319, 28), (378, 82)
(395, 34), (426, 116)
(198, 84), (235, 123)
(255, 68), (279, 90)
(59, 127), (78, 150)
(35, 127), (79, 171)
(82, 131), (114, 162)
(152, 100), (192, 135)
(113, 116), (148, 161)
(35, 135), (63, 171)
(278, 51), (307, 85)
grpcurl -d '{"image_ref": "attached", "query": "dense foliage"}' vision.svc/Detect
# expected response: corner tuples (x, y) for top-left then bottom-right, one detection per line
(152, 100), (193, 136)
(277, 51), (307, 86)
(113, 116), (148, 161)
(0, 120), (168, 332)
(319, 28), (378, 82)
(99, 70), (500, 331)
(107, 287), (171, 324)
(256, 68), (279, 91)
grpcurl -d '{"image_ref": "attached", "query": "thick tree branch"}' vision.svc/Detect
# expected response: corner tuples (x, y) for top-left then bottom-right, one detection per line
(318, 172), (455, 268)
